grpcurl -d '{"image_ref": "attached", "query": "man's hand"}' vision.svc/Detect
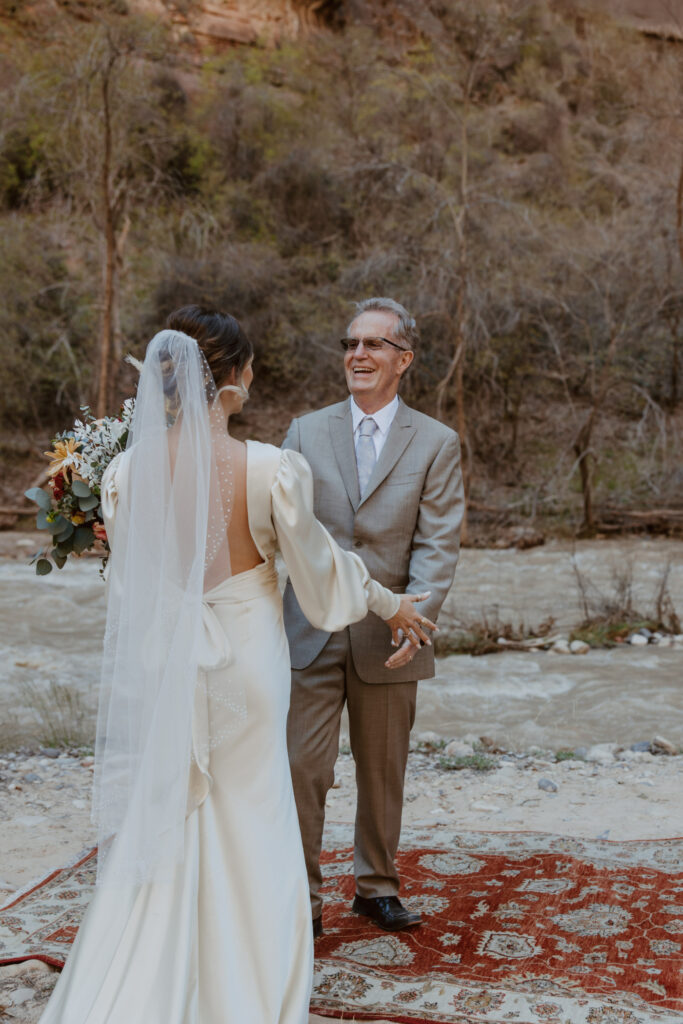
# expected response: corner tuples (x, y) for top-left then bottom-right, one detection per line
(384, 636), (421, 670)
(383, 591), (437, 669)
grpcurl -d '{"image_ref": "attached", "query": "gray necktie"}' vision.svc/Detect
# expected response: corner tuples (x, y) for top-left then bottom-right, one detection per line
(356, 416), (378, 496)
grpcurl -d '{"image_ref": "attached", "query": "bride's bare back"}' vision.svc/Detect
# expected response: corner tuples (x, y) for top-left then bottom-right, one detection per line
(225, 437), (264, 575)
(168, 424), (263, 580)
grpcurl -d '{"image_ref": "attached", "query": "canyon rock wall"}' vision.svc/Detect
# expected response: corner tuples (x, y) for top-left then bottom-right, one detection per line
(166, 0), (683, 50)
(585, 0), (683, 39)
(160, 0), (342, 47)
(7, 0), (683, 49)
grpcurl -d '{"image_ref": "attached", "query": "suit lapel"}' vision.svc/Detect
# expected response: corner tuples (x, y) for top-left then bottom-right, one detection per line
(359, 399), (416, 507)
(329, 402), (361, 510)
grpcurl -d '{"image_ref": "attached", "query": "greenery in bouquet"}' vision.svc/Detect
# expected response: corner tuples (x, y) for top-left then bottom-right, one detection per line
(25, 400), (135, 574)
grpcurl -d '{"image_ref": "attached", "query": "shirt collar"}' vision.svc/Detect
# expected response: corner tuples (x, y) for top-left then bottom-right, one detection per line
(350, 395), (399, 436)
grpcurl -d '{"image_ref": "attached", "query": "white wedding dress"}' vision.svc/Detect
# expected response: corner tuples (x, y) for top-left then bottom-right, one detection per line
(40, 440), (399, 1024)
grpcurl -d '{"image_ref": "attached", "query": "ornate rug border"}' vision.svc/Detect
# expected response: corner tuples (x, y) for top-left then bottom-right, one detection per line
(325, 822), (683, 844)
(0, 847), (97, 969)
(309, 965), (683, 1024)
(0, 848), (97, 915)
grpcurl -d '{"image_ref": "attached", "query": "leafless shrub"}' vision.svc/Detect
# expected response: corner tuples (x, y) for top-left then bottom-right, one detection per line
(572, 557), (681, 635)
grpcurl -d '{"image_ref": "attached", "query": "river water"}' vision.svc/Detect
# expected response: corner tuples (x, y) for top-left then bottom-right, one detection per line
(1, 535), (681, 750)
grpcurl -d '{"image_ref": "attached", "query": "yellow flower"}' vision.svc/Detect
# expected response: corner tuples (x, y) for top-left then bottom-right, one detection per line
(45, 438), (81, 478)
(71, 512), (86, 525)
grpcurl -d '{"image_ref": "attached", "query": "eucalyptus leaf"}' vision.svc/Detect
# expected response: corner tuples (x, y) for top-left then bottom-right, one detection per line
(78, 494), (99, 512)
(73, 525), (95, 554)
(25, 486), (52, 510)
(71, 479), (92, 498)
(36, 509), (49, 530)
(53, 552), (68, 569)
(36, 558), (53, 575)
(55, 521), (75, 542)
(46, 515), (69, 535)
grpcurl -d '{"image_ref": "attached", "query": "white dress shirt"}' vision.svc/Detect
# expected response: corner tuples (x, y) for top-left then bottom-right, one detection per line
(350, 395), (399, 462)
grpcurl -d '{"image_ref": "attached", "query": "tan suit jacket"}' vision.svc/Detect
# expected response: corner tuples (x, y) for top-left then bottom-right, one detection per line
(282, 397), (464, 683)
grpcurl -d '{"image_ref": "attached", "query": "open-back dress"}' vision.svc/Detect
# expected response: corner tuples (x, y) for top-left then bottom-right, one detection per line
(39, 440), (399, 1024)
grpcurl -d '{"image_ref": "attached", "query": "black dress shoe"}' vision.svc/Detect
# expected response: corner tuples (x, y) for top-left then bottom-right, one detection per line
(312, 915), (323, 939)
(352, 895), (422, 931)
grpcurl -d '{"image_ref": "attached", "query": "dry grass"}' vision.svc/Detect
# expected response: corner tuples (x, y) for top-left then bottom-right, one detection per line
(17, 680), (92, 750)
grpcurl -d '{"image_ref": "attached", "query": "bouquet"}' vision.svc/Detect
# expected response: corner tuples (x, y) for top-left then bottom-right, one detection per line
(25, 400), (134, 574)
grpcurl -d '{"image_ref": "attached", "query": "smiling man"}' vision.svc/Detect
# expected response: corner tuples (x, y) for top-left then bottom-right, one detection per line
(283, 297), (464, 937)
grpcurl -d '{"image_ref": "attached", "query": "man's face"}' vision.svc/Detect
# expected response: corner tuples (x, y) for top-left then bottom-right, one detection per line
(343, 310), (413, 411)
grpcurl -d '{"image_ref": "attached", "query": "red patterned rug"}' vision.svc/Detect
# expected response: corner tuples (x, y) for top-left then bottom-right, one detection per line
(313, 824), (683, 1024)
(1, 826), (681, 1024)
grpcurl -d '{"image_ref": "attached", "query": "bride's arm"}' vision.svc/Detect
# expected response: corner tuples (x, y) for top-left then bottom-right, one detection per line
(272, 449), (435, 647)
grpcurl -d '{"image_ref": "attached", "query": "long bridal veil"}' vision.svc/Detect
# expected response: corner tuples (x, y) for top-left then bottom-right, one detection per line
(92, 329), (238, 887)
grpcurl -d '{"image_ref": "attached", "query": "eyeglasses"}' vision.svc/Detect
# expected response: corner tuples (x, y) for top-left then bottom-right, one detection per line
(339, 337), (410, 353)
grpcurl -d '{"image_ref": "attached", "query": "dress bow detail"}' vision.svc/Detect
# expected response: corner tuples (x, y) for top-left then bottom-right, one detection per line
(198, 600), (234, 673)
(190, 598), (235, 808)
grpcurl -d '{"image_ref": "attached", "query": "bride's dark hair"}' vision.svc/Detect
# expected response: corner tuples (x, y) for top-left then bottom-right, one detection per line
(166, 305), (253, 387)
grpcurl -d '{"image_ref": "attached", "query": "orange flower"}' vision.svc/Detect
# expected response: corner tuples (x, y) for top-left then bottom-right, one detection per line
(45, 438), (81, 479)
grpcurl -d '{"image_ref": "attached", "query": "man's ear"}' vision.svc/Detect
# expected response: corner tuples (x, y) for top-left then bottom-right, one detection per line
(398, 350), (414, 376)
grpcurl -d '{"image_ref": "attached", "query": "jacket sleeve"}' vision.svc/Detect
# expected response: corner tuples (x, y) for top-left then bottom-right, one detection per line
(272, 448), (400, 630)
(406, 431), (464, 623)
(281, 416), (301, 453)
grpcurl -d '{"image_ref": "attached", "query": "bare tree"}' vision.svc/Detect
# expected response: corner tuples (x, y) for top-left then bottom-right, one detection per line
(34, 17), (171, 415)
(542, 215), (662, 533)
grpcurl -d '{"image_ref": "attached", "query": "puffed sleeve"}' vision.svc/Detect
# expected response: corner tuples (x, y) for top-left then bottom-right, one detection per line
(272, 449), (401, 630)
(100, 451), (126, 550)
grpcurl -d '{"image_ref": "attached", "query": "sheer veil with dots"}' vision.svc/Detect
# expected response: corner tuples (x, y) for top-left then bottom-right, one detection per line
(92, 329), (242, 887)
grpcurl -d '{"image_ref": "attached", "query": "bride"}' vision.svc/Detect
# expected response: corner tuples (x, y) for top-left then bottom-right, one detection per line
(40, 306), (435, 1023)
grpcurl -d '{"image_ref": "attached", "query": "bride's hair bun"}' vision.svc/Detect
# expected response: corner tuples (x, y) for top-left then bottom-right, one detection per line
(166, 305), (253, 387)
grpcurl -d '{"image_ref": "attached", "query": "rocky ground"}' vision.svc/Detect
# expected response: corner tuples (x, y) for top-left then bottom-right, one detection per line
(1, 737), (681, 1022)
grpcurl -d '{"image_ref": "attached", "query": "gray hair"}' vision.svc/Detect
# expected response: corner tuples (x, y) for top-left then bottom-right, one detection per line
(349, 296), (419, 351)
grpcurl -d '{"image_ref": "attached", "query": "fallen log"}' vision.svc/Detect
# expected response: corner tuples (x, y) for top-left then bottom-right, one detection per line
(597, 506), (683, 534)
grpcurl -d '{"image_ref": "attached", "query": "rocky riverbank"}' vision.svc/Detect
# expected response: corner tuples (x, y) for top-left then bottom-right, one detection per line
(2, 736), (680, 899)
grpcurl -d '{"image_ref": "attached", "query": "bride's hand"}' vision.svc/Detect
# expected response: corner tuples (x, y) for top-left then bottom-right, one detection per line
(384, 592), (437, 654)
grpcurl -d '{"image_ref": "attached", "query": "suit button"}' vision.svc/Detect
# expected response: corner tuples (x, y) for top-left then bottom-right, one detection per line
(354, 540), (363, 548)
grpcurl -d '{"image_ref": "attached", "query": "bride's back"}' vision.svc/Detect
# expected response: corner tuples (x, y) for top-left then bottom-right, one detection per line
(166, 422), (263, 583)
(225, 437), (264, 576)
